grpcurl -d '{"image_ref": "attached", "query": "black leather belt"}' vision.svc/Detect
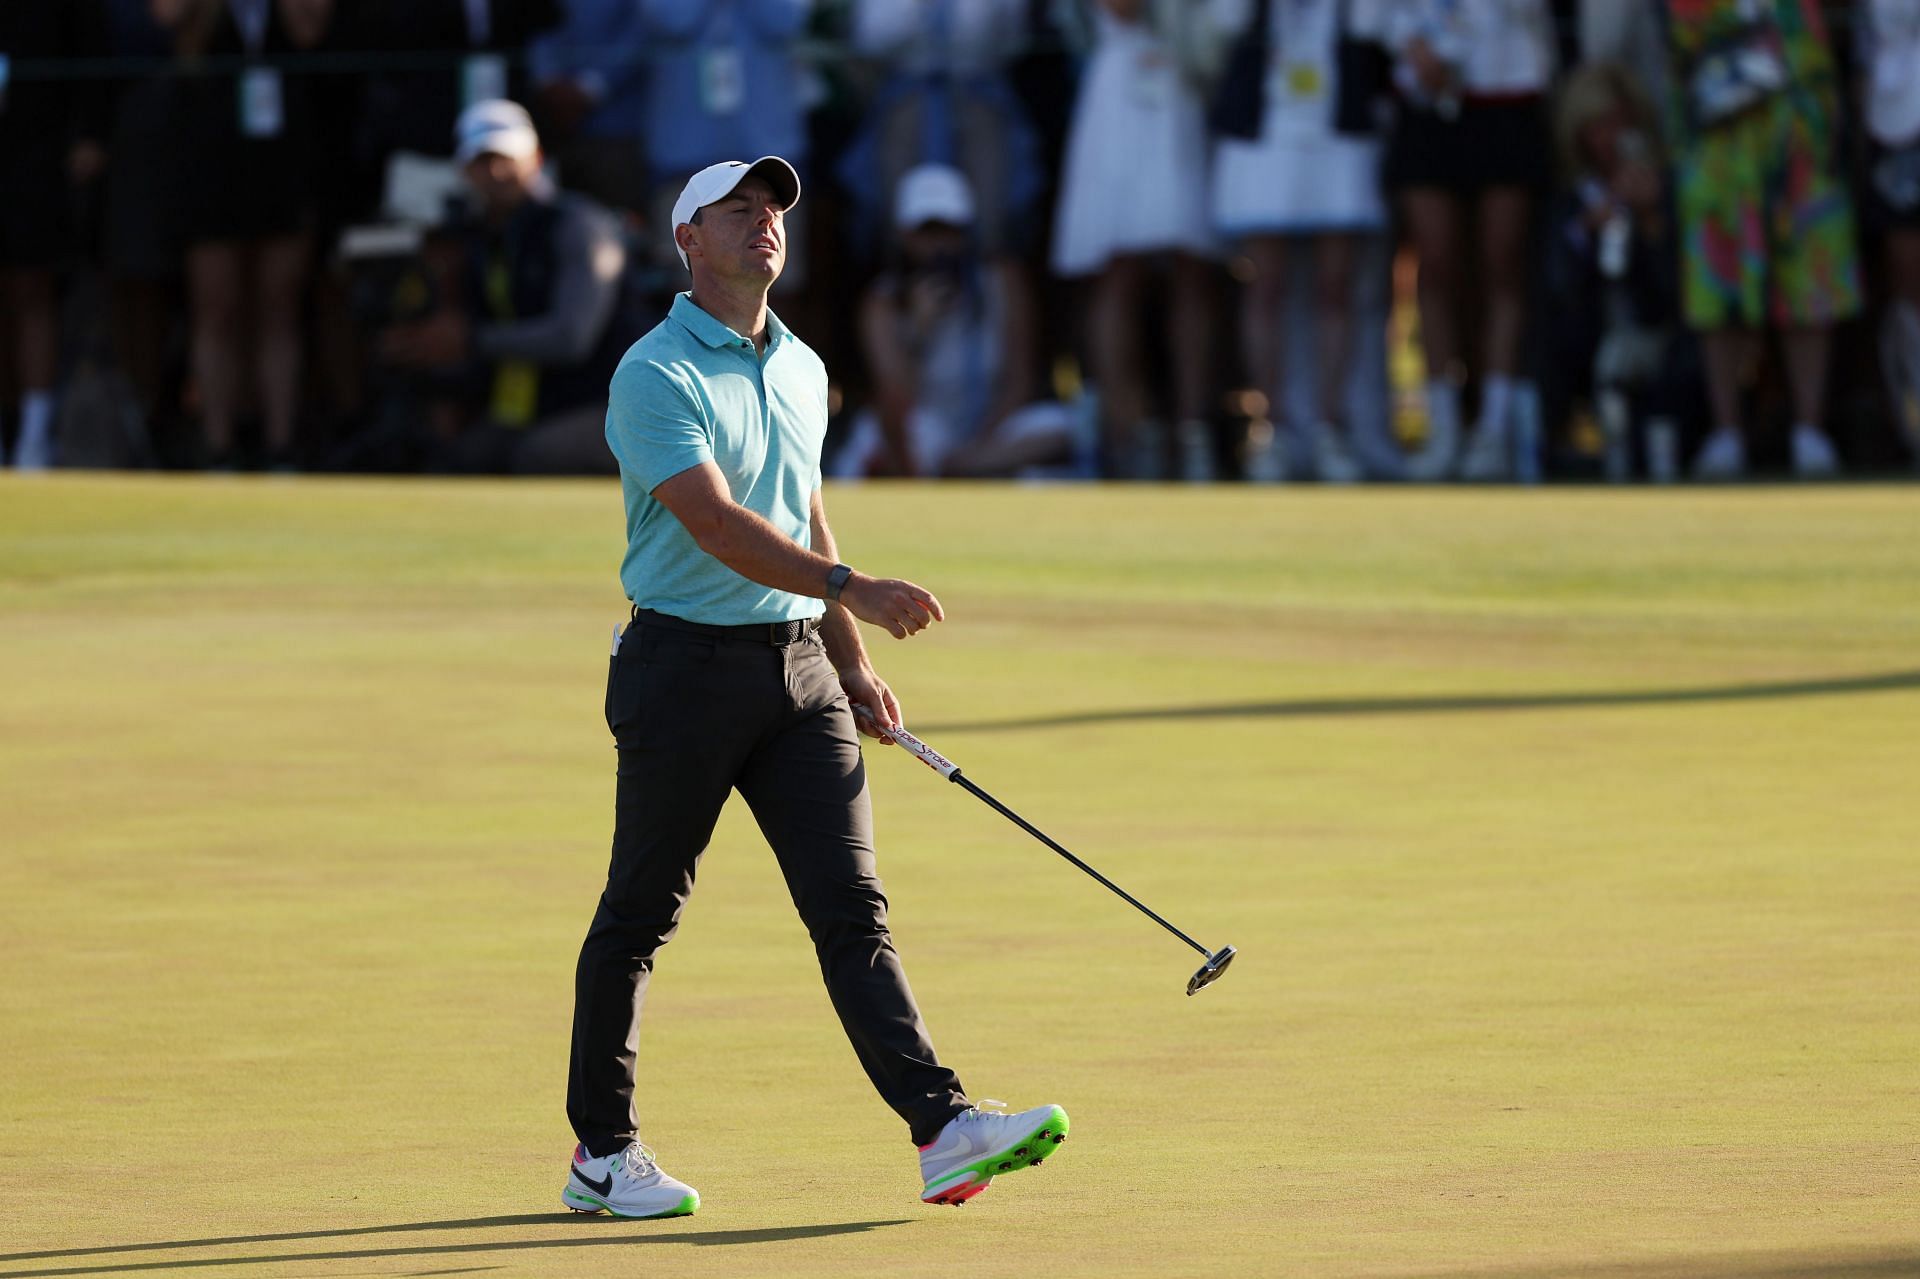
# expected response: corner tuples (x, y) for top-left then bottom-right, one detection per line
(631, 607), (821, 646)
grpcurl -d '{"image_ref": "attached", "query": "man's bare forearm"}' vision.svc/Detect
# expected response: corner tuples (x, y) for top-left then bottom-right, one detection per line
(655, 464), (940, 640)
(690, 499), (841, 600)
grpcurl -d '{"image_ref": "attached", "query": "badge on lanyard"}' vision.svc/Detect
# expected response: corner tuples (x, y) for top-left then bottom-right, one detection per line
(1283, 62), (1325, 101)
(464, 53), (509, 107)
(700, 47), (745, 115)
(1267, 43), (1327, 132)
(239, 65), (285, 138)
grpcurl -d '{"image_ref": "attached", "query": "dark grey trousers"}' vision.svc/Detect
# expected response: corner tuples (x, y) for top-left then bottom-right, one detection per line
(566, 614), (970, 1156)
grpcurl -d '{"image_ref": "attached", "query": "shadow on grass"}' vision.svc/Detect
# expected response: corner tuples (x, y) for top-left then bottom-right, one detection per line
(1412, 1243), (1920, 1279)
(914, 669), (1920, 735)
(0, 1216), (912, 1278)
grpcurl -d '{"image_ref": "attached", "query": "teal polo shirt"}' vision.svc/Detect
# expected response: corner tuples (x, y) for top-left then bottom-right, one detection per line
(605, 293), (829, 625)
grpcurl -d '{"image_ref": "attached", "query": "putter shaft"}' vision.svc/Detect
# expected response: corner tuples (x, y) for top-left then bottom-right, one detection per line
(951, 773), (1213, 958)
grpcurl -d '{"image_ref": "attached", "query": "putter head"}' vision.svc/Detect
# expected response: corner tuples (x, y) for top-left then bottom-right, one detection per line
(1186, 945), (1237, 996)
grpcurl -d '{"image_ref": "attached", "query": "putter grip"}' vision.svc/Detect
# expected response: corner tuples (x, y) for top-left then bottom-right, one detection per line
(854, 707), (959, 779)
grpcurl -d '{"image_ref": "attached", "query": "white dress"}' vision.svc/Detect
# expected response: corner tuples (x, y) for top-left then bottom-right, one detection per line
(1050, 10), (1214, 276)
(1212, 0), (1386, 237)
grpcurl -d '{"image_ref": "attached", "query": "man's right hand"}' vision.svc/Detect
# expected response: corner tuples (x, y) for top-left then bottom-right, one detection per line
(839, 573), (944, 639)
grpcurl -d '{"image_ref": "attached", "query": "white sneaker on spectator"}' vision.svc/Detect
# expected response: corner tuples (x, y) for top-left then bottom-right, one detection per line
(1314, 421), (1362, 484)
(1242, 421), (1286, 484)
(1691, 427), (1747, 480)
(1790, 424), (1840, 479)
(1457, 423), (1512, 482)
(1175, 419), (1216, 482)
(1404, 416), (1457, 481)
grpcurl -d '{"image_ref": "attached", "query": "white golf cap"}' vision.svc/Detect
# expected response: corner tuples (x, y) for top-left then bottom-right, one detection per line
(670, 156), (802, 269)
(454, 99), (539, 165)
(893, 164), (975, 231)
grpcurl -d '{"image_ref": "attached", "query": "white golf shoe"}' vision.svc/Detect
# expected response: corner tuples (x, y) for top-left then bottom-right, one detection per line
(561, 1142), (699, 1219)
(918, 1100), (1069, 1206)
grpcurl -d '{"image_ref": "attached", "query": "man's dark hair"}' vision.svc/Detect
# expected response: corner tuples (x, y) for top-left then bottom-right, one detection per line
(689, 208), (704, 225)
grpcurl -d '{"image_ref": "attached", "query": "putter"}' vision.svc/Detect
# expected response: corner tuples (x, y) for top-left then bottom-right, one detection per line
(857, 709), (1237, 996)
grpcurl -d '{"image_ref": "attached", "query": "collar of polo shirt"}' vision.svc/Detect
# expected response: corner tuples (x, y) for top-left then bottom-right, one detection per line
(669, 292), (792, 352)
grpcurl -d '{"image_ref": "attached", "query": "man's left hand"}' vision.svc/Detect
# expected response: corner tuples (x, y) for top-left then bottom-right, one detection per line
(841, 666), (902, 745)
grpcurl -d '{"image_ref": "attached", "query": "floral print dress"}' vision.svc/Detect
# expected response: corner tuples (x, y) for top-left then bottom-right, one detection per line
(1664, 0), (1862, 328)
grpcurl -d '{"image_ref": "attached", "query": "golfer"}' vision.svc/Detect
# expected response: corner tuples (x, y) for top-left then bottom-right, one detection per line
(562, 157), (1067, 1219)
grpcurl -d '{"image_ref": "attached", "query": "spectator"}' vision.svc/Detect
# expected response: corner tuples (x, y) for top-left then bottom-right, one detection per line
(1859, 0), (1920, 464)
(1652, 0), (1859, 480)
(1379, 0), (1556, 480)
(348, 0), (562, 223)
(1545, 62), (1689, 481)
(97, 0), (182, 459)
(834, 164), (1073, 478)
(1052, 0), (1215, 479)
(376, 101), (635, 475)
(0, 2), (108, 470)
(637, 2), (812, 287)
(1211, 0), (1393, 482)
(842, 0), (1044, 258)
(527, 0), (651, 216)
(156, 0), (333, 469)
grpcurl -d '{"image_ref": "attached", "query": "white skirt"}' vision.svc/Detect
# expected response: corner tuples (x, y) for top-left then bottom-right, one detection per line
(1050, 16), (1213, 276)
(1213, 128), (1386, 238)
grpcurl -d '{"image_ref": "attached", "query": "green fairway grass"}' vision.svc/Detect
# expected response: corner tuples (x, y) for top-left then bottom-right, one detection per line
(1, 475), (1915, 1278)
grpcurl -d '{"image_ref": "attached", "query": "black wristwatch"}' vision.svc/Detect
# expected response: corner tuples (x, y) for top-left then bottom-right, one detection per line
(825, 563), (854, 602)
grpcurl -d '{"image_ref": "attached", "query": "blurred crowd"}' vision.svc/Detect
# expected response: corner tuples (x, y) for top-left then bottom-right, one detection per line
(2, 0), (1918, 482)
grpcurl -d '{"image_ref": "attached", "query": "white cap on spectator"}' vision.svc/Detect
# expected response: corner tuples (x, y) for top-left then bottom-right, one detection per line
(894, 164), (975, 231)
(454, 100), (540, 165)
(670, 157), (803, 269)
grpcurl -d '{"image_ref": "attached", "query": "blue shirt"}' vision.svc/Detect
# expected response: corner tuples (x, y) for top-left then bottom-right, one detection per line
(605, 293), (828, 625)
(639, 0), (810, 181)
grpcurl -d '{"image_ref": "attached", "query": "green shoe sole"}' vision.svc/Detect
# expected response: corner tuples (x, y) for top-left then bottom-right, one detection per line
(561, 1187), (699, 1219)
(921, 1105), (1070, 1201)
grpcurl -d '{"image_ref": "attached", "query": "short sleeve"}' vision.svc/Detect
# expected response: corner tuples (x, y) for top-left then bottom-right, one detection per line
(605, 359), (714, 493)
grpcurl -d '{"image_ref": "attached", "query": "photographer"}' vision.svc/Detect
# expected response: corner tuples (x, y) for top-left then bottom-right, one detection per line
(1544, 63), (1692, 481)
(377, 100), (634, 475)
(834, 164), (1072, 479)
